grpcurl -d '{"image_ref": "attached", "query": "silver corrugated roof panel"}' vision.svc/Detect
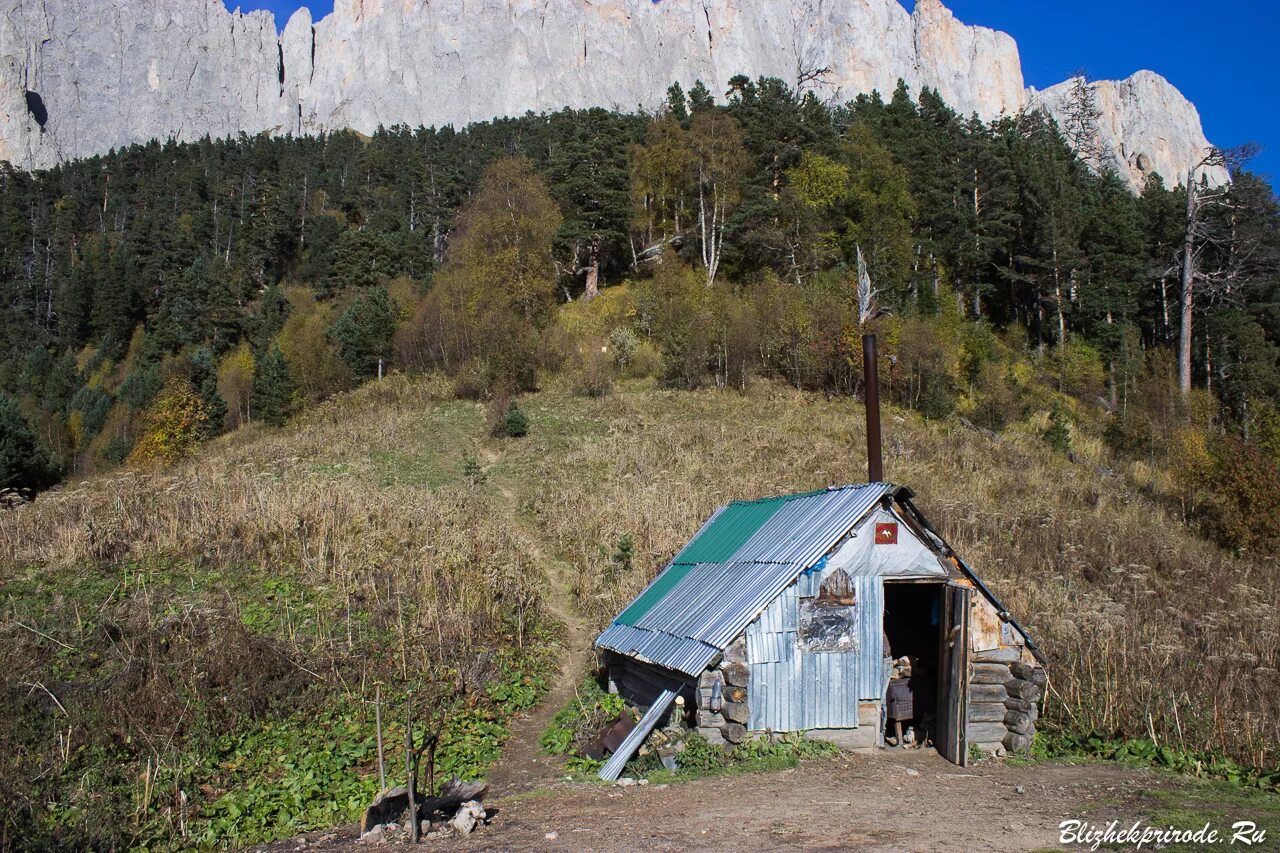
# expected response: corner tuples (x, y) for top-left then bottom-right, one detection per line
(733, 484), (891, 566)
(598, 688), (678, 781)
(595, 623), (719, 677)
(595, 483), (893, 673)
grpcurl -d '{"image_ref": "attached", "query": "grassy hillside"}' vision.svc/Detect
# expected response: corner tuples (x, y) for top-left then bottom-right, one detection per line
(2, 373), (1277, 849)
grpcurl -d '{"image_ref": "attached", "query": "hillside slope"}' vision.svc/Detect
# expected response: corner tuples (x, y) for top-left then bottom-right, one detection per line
(1, 374), (1277, 848)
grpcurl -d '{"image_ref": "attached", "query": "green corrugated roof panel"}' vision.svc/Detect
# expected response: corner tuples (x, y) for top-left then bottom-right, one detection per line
(615, 561), (697, 626)
(616, 489), (825, 626)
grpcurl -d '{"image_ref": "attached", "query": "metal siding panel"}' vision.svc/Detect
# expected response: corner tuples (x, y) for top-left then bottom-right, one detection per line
(858, 576), (886, 700)
(598, 689), (678, 781)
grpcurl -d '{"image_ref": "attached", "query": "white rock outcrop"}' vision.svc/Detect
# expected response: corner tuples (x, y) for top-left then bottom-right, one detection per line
(0, 0), (1223, 189)
(1029, 71), (1229, 188)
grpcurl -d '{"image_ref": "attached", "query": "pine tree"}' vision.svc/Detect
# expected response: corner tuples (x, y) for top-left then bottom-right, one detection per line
(330, 286), (398, 378)
(0, 393), (55, 491)
(1043, 402), (1072, 455)
(251, 344), (295, 427)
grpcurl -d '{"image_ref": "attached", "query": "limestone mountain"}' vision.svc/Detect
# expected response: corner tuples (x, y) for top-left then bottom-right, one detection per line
(1, 0), (1227, 187)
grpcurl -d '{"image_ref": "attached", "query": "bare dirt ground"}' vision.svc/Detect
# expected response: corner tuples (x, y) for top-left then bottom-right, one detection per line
(264, 750), (1187, 852)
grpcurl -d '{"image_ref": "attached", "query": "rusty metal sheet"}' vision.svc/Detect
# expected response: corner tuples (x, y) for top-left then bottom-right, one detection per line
(969, 593), (1003, 652)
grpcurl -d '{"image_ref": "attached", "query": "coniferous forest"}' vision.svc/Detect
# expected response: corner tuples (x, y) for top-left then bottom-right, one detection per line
(2, 76), (1278, 547)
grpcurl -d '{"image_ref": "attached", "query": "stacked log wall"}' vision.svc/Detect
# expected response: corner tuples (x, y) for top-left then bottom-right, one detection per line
(603, 653), (696, 719)
(965, 596), (1046, 755)
(694, 636), (750, 746)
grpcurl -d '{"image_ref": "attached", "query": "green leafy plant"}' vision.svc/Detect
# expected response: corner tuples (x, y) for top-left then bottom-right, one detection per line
(540, 677), (626, 757)
(1033, 729), (1280, 790)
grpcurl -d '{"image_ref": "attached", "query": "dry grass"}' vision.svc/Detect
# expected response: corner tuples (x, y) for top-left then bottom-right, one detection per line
(1, 374), (543, 664)
(0, 374), (547, 848)
(3, 368), (1276, 805)
(494, 377), (1280, 770)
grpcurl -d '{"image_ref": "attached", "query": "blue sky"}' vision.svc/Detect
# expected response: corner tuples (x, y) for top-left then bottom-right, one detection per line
(224, 0), (1277, 185)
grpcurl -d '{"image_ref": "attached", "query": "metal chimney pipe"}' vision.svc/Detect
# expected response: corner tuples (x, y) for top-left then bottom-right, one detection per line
(862, 333), (883, 483)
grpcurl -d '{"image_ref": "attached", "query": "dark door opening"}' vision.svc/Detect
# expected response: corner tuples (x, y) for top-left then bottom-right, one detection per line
(882, 581), (944, 753)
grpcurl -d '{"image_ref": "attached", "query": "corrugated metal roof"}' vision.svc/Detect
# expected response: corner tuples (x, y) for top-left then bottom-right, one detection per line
(594, 623), (720, 676)
(670, 490), (824, 565)
(596, 483), (894, 674)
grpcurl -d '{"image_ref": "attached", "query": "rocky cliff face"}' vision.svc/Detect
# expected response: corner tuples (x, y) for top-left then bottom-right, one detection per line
(1, 0), (1226, 188)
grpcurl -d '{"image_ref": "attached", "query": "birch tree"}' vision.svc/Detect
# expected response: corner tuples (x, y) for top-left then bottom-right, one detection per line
(690, 111), (747, 286)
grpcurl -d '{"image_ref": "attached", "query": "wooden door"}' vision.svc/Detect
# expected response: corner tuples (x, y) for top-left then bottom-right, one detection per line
(936, 583), (971, 766)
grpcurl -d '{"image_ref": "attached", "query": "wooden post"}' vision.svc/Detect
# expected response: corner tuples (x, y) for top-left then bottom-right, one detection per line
(862, 334), (883, 483)
(405, 694), (418, 843)
(374, 685), (386, 792)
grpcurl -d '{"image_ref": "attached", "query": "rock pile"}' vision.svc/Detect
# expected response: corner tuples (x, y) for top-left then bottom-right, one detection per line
(357, 779), (489, 844)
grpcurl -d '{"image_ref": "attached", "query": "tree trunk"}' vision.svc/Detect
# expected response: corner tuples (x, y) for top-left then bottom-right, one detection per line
(1179, 167), (1197, 395)
(583, 241), (600, 301)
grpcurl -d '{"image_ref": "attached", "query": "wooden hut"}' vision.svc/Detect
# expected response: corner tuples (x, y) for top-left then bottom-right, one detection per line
(593, 482), (1047, 775)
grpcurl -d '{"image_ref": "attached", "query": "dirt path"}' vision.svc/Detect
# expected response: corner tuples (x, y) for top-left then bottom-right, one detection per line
(481, 451), (594, 796)
(268, 750), (1204, 852)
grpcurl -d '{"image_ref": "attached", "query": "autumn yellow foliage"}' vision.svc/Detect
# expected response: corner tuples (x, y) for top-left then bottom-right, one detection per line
(127, 378), (209, 466)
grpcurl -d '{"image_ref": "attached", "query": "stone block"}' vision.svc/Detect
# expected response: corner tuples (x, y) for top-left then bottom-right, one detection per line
(805, 728), (876, 750)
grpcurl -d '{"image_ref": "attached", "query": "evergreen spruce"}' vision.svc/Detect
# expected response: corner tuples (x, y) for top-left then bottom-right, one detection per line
(251, 344), (295, 427)
(0, 393), (55, 491)
(1043, 403), (1072, 455)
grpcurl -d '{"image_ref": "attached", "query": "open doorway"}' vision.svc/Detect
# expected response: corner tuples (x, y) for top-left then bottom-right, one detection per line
(882, 581), (944, 753)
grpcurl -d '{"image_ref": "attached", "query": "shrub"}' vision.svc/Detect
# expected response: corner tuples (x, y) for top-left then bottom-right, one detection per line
(573, 346), (614, 398)
(1202, 437), (1280, 555)
(127, 378), (210, 466)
